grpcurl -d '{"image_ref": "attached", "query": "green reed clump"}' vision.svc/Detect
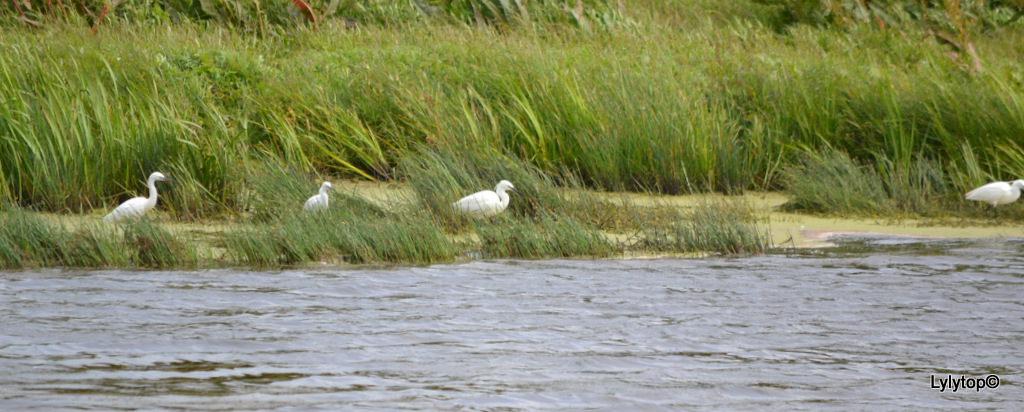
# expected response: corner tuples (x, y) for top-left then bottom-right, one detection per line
(0, 208), (129, 268)
(0, 211), (39, 268)
(225, 205), (458, 266)
(353, 214), (459, 263)
(0, 208), (66, 266)
(401, 140), (680, 236)
(60, 223), (130, 268)
(222, 227), (280, 266)
(121, 219), (197, 268)
(242, 160), (388, 222)
(875, 155), (953, 217)
(242, 161), (320, 221)
(782, 150), (889, 216)
(473, 212), (614, 259)
(0, 233), (22, 269)
(402, 146), (570, 229)
(641, 199), (771, 255)
(782, 148), (966, 218)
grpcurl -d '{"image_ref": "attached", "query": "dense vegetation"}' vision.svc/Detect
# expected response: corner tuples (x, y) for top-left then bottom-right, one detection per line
(0, 0), (1022, 267)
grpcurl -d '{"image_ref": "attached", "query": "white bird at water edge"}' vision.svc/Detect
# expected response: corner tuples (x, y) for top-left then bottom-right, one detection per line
(965, 179), (1024, 220)
(304, 181), (335, 213)
(103, 172), (174, 223)
(452, 180), (520, 218)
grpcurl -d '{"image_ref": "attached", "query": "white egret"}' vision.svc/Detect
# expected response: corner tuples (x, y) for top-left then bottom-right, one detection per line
(303, 181), (335, 213)
(453, 180), (520, 218)
(103, 172), (174, 223)
(965, 179), (1024, 219)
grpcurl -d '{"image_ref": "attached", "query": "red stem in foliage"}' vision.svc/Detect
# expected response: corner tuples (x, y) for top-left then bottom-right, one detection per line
(45, 0), (56, 21)
(289, 0), (318, 25)
(9, 0), (42, 26)
(76, 0), (95, 18)
(9, 0), (27, 18)
(91, 4), (108, 34)
(54, 0), (69, 19)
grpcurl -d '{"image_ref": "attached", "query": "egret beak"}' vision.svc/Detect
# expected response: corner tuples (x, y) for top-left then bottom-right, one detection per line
(165, 176), (177, 184)
(510, 187), (521, 195)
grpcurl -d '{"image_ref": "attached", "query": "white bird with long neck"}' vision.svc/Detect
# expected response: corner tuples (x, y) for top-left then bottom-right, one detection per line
(103, 172), (174, 223)
(965, 179), (1024, 220)
(303, 181), (335, 213)
(453, 180), (520, 218)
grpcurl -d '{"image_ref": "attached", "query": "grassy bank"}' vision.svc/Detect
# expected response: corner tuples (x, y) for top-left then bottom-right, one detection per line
(5, 179), (1021, 269)
(0, 1), (1022, 221)
(0, 180), (772, 268)
(0, 1), (1023, 268)
(0, 208), (196, 269)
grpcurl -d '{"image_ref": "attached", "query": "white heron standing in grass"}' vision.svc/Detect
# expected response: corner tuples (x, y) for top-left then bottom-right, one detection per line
(452, 180), (520, 218)
(103, 172), (174, 223)
(965, 179), (1024, 220)
(304, 181), (335, 213)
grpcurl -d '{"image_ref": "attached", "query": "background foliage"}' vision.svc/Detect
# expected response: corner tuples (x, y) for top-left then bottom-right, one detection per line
(0, 0), (1022, 220)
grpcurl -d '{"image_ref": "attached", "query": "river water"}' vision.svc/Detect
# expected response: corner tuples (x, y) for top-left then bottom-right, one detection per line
(1, 236), (1022, 410)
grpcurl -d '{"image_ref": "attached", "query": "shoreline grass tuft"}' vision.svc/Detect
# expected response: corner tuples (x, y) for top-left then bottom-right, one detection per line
(641, 198), (772, 256)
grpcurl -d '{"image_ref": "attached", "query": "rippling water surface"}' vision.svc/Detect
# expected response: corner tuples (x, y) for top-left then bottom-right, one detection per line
(2, 236), (1023, 410)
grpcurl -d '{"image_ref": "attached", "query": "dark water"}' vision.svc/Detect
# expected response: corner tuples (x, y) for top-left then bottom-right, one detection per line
(2, 236), (1023, 411)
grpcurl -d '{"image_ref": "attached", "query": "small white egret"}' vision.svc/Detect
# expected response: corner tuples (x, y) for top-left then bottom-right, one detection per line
(303, 181), (335, 213)
(452, 180), (520, 218)
(103, 172), (174, 223)
(965, 179), (1024, 220)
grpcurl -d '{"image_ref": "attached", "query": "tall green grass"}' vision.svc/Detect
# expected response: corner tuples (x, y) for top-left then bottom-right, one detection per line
(0, 208), (72, 268)
(0, 1), (1022, 221)
(0, 36), (242, 217)
(473, 212), (615, 259)
(1, 0), (630, 34)
(782, 150), (890, 216)
(224, 208), (460, 266)
(223, 146), (620, 266)
(0, 208), (194, 268)
(121, 219), (198, 267)
(641, 198), (772, 255)
(402, 144), (617, 258)
(783, 148), (1024, 220)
